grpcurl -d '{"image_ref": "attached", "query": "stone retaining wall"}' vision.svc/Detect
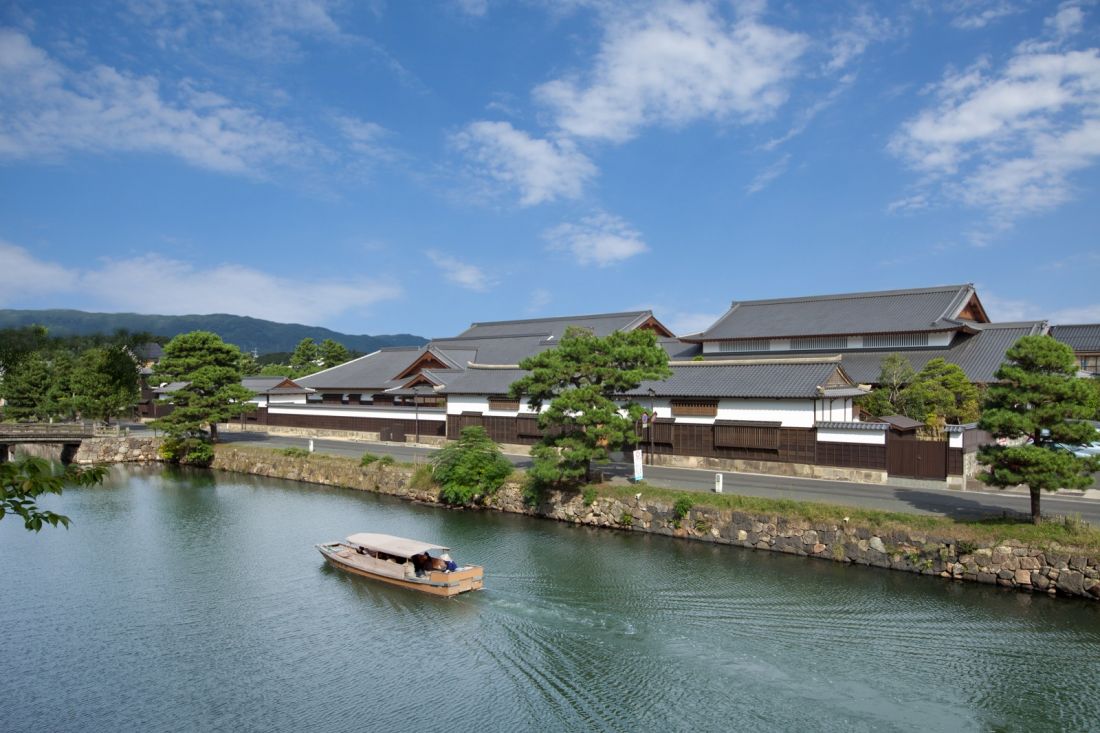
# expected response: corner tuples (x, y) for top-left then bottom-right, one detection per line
(73, 436), (162, 464)
(212, 446), (1100, 602)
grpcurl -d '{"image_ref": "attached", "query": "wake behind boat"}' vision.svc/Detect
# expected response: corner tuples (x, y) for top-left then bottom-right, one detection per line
(316, 533), (484, 596)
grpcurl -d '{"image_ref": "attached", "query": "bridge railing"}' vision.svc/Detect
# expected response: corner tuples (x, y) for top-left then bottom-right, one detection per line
(0, 422), (97, 439)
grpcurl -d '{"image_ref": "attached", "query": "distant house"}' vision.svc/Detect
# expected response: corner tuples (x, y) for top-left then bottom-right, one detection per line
(1051, 324), (1100, 376)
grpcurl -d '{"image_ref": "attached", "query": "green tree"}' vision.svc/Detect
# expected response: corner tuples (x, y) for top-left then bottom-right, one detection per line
(1, 456), (106, 531)
(857, 354), (916, 418)
(0, 350), (74, 421)
(152, 331), (254, 456)
(238, 350), (261, 377)
(900, 358), (981, 425)
(0, 325), (50, 375)
(978, 335), (1100, 523)
(431, 425), (514, 504)
(318, 339), (351, 369)
(290, 338), (320, 373)
(70, 346), (140, 423)
(509, 327), (672, 486)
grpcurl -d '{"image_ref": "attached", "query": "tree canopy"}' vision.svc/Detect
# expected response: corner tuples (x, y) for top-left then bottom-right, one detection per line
(857, 355), (980, 428)
(318, 339), (351, 369)
(509, 327), (672, 487)
(1, 457), (106, 532)
(152, 331), (254, 460)
(978, 335), (1100, 523)
(290, 338), (320, 373)
(431, 425), (514, 505)
(69, 346), (140, 423)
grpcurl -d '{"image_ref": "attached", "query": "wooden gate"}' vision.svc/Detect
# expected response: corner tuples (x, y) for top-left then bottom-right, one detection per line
(886, 434), (947, 480)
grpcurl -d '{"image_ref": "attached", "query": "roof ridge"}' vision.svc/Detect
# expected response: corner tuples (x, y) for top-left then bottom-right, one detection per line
(670, 355), (843, 365)
(730, 284), (970, 308)
(465, 310), (651, 328)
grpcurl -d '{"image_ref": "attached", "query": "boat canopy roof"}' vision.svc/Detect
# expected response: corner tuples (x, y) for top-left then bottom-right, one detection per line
(346, 533), (449, 558)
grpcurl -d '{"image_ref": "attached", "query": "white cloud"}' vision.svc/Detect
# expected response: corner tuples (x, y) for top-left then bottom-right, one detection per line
(0, 241), (401, 324)
(950, 2), (1023, 30)
(123, 0), (347, 60)
(453, 0), (489, 16)
(826, 8), (895, 72)
(1046, 3), (1085, 40)
(543, 212), (648, 267)
(0, 241), (78, 297)
(889, 10), (1100, 220)
(665, 311), (721, 336)
(526, 288), (552, 314)
(333, 114), (393, 159)
(0, 29), (320, 175)
(426, 250), (494, 291)
(981, 288), (1100, 324)
(886, 193), (929, 214)
(745, 153), (790, 194)
(535, 2), (807, 143)
(452, 121), (596, 205)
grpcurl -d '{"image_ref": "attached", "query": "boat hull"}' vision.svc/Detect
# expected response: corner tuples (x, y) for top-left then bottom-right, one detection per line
(316, 543), (483, 597)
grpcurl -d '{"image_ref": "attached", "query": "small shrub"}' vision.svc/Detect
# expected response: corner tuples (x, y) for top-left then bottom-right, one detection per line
(409, 464), (436, 491)
(377, 455), (395, 467)
(159, 433), (214, 467)
(432, 426), (513, 505)
(673, 495), (694, 520)
(955, 540), (978, 556)
(582, 486), (598, 506)
(360, 453), (379, 467)
(619, 512), (634, 527)
(694, 519), (709, 533)
(278, 447), (310, 458)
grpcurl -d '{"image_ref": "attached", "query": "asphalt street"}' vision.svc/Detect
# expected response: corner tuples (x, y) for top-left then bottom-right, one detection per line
(204, 429), (1100, 526)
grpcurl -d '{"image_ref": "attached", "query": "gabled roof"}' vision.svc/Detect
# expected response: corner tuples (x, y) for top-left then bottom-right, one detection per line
(691, 284), (987, 342)
(1051, 324), (1100, 353)
(242, 376), (312, 394)
(456, 310), (672, 340)
(834, 321), (1048, 384)
(296, 347), (426, 390)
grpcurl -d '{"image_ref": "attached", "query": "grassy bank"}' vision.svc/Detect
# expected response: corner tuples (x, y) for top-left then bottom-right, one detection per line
(229, 445), (1100, 555)
(596, 482), (1100, 554)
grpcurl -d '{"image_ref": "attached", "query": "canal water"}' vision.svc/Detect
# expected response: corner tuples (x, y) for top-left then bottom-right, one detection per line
(2, 466), (1098, 732)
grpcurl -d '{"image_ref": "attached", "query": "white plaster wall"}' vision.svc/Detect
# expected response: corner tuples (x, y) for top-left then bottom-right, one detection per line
(447, 394), (542, 417)
(949, 432), (963, 448)
(814, 398), (853, 422)
(447, 395), (489, 415)
(816, 428), (886, 445)
(640, 398), (814, 427)
(270, 405), (446, 421)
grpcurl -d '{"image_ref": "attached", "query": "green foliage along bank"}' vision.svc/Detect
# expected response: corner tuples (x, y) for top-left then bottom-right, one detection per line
(509, 326), (672, 488)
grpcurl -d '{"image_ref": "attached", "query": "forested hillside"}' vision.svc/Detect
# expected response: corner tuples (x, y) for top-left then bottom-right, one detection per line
(0, 309), (427, 354)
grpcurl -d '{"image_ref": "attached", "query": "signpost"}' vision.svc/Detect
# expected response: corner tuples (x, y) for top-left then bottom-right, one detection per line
(714, 473), (723, 493)
(633, 449), (644, 482)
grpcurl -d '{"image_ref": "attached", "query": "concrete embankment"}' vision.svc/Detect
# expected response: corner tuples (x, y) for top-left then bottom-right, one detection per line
(210, 445), (1100, 602)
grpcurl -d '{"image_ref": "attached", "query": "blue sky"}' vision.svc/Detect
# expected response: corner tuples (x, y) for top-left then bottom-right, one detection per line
(1, 0), (1098, 339)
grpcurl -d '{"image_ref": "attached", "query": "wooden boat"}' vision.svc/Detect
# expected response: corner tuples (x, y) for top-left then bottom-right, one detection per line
(316, 532), (484, 596)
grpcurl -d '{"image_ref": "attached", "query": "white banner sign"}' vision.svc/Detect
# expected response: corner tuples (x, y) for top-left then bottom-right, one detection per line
(633, 449), (644, 482)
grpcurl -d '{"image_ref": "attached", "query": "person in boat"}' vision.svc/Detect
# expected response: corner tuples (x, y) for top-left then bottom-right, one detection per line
(411, 552), (430, 577)
(440, 552), (457, 572)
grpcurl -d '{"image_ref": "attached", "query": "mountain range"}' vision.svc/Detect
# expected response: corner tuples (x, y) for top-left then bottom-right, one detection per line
(0, 309), (427, 354)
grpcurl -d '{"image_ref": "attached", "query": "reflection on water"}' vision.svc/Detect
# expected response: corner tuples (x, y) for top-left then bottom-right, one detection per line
(2, 465), (1098, 732)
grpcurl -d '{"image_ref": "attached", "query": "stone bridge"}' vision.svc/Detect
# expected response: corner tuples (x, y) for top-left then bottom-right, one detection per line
(0, 423), (103, 462)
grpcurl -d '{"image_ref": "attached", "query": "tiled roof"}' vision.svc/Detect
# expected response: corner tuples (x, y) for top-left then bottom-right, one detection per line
(295, 347), (425, 390)
(695, 284), (979, 341)
(443, 359), (855, 400)
(456, 311), (657, 340)
(1051, 324), (1100, 353)
(834, 321), (1047, 383)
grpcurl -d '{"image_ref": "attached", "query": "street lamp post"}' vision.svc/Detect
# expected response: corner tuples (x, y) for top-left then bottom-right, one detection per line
(414, 386), (422, 444)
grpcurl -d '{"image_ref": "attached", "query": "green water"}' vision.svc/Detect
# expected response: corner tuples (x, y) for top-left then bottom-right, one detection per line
(2, 466), (1098, 732)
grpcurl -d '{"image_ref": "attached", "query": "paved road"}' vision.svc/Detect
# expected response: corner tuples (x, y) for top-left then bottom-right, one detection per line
(203, 429), (1100, 526)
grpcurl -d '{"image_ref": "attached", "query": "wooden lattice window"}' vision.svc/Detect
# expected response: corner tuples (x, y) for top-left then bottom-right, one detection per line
(488, 397), (520, 411)
(670, 399), (718, 417)
(714, 424), (779, 450)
